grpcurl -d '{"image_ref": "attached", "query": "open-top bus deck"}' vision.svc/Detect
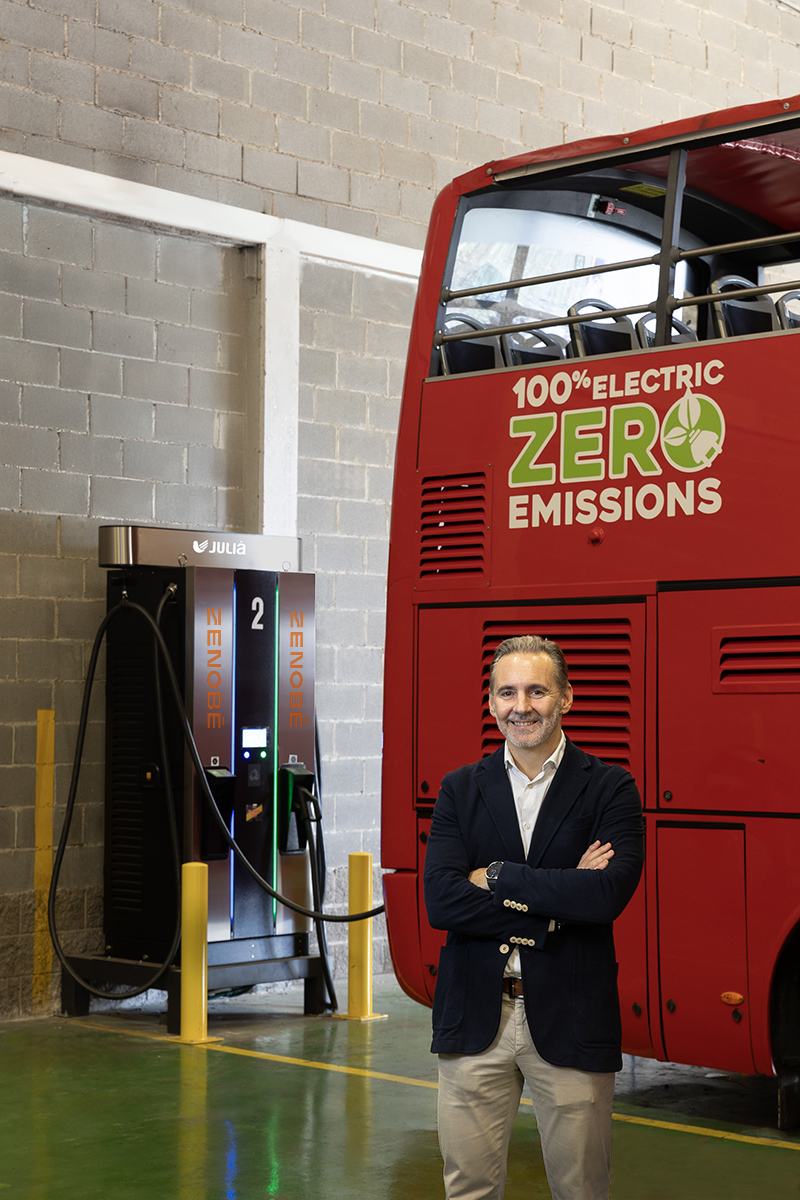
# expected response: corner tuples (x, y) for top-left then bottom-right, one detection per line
(381, 94), (800, 1127)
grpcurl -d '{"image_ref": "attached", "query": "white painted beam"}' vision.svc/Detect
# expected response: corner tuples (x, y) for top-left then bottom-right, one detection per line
(0, 149), (422, 540)
(0, 150), (422, 278)
(262, 244), (301, 538)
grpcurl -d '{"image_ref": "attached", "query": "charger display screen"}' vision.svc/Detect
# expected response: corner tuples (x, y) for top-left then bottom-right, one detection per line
(242, 727), (267, 749)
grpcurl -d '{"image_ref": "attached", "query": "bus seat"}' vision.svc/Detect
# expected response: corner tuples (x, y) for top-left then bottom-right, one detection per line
(568, 298), (637, 357)
(440, 315), (506, 374)
(635, 312), (697, 348)
(776, 290), (800, 330)
(710, 275), (780, 338)
(504, 328), (564, 366)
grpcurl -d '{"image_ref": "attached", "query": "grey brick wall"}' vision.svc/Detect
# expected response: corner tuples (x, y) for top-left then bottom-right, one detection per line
(0, 198), (254, 531)
(0, 196), (254, 1018)
(297, 258), (415, 974)
(0, 0), (797, 251)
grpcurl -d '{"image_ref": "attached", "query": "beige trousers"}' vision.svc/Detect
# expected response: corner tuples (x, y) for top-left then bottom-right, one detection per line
(437, 996), (614, 1200)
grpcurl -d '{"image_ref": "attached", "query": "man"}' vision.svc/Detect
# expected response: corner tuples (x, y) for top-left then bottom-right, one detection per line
(424, 634), (643, 1200)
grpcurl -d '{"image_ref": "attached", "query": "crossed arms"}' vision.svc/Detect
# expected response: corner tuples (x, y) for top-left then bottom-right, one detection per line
(424, 769), (643, 942)
(468, 839), (614, 889)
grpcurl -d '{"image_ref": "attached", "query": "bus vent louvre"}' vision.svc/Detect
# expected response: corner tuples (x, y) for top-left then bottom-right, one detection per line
(420, 472), (486, 577)
(715, 627), (800, 693)
(480, 618), (634, 771)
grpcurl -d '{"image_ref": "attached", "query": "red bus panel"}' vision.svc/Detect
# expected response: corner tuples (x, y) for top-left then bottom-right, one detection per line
(416, 602), (646, 800)
(616, 875), (652, 1057)
(659, 588), (800, 814)
(382, 870), (432, 1008)
(656, 825), (754, 1073)
(418, 336), (800, 595)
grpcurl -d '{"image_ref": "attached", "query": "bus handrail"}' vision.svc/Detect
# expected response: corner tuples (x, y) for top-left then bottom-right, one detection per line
(677, 228), (800, 262)
(439, 281), (800, 347)
(441, 253), (660, 304)
(437, 277), (800, 345)
(671, 279), (800, 311)
(440, 228), (800, 332)
(437, 279), (800, 345)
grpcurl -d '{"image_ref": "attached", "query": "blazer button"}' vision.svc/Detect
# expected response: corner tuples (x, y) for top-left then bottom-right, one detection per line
(503, 899), (511, 907)
(530, 939), (535, 947)
(500, 943), (509, 954)
(521, 904), (528, 912)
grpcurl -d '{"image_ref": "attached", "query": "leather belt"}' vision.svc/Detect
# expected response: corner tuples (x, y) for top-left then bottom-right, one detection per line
(502, 977), (524, 999)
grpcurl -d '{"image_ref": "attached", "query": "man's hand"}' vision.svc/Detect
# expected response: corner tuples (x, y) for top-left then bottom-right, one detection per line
(468, 867), (490, 889)
(577, 841), (614, 870)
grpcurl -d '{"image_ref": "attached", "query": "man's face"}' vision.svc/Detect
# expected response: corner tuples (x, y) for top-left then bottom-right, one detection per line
(488, 652), (572, 755)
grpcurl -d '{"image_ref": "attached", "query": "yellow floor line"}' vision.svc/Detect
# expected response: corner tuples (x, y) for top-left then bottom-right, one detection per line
(74, 1019), (800, 1151)
(204, 1041), (439, 1088)
(610, 1111), (800, 1151)
(75, 1019), (438, 1091)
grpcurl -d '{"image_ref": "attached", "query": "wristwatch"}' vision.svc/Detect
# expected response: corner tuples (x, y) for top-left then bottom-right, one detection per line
(485, 861), (504, 891)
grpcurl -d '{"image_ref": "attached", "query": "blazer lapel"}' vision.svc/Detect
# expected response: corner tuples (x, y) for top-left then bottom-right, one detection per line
(527, 739), (590, 867)
(476, 748), (526, 860)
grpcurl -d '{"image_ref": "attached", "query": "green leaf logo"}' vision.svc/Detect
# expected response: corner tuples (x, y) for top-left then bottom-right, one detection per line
(660, 390), (725, 472)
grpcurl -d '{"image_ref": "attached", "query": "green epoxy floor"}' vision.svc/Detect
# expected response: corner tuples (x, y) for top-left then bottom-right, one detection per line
(3, 976), (800, 1199)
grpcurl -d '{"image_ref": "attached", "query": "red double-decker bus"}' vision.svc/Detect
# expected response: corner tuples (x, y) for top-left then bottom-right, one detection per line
(381, 94), (800, 1127)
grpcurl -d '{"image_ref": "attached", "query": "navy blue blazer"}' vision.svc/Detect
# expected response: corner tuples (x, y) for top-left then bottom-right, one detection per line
(423, 738), (643, 1073)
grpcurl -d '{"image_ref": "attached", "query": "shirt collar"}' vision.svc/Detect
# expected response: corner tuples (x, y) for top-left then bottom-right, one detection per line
(504, 731), (566, 782)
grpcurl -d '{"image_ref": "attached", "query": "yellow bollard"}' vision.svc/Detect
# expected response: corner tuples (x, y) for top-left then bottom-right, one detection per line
(335, 852), (387, 1022)
(176, 862), (222, 1045)
(32, 709), (55, 1014)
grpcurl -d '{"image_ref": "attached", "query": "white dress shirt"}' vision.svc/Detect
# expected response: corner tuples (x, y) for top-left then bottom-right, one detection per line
(502, 732), (566, 977)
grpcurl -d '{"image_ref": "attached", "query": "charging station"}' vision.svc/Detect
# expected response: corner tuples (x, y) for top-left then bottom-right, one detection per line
(61, 525), (325, 1029)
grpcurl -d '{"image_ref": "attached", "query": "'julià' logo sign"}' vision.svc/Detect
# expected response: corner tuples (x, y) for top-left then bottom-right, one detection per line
(192, 539), (247, 556)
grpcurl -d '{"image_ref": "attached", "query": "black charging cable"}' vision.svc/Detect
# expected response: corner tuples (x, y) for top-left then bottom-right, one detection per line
(308, 718), (338, 1008)
(49, 593), (183, 1000)
(49, 592), (385, 1002)
(292, 781), (338, 1011)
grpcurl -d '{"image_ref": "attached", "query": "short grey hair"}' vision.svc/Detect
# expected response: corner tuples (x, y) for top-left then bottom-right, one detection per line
(489, 635), (569, 695)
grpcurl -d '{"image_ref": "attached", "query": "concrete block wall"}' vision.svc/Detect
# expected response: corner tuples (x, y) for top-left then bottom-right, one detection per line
(0, 194), (254, 1018)
(0, 1), (798, 252)
(0, 0), (797, 1016)
(0, 199), (254, 532)
(297, 258), (416, 974)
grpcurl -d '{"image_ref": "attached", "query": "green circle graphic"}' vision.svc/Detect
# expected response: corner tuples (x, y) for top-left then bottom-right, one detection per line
(660, 391), (725, 472)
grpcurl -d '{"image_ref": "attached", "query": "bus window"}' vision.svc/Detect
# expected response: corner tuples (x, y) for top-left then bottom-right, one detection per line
(441, 197), (690, 373)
